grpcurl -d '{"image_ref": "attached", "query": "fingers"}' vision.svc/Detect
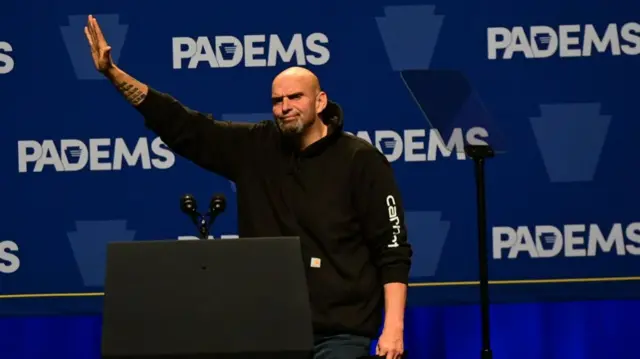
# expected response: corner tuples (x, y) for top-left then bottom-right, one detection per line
(84, 26), (94, 48)
(87, 15), (107, 47)
(86, 16), (98, 47)
(93, 18), (107, 46)
(377, 344), (403, 359)
(377, 344), (387, 358)
(85, 15), (99, 47)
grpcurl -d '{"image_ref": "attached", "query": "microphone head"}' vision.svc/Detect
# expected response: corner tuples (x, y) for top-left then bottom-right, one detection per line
(180, 194), (198, 214)
(210, 193), (226, 213)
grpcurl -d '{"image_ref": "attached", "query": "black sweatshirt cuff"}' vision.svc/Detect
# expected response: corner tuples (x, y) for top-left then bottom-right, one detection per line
(381, 264), (410, 285)
(135, 87), (172, 130)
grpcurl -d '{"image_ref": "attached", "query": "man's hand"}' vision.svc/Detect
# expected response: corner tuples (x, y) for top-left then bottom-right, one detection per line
(376, 325), (404, 359)
(82, 14), (149, 106)
(84, 15), (115, 73)
(376, 282), (406, 358)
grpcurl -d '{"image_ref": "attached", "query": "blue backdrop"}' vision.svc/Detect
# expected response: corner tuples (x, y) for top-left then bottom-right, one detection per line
(1, 300), (639, 359)
(1, 0), (639, 357)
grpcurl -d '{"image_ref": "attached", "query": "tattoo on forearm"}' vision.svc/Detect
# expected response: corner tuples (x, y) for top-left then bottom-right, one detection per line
(115, 81), (146, 105)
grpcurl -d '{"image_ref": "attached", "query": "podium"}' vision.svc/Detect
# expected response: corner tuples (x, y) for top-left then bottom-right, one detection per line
(100, 237), (314, 359)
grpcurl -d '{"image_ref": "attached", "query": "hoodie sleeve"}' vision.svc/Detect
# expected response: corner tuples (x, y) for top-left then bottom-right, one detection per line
(134, 87), (256, 181)
(352, 146), (413, 285)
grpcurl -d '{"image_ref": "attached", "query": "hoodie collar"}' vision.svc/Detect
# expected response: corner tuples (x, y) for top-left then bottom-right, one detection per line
(281, 100), (344, 158)
(320, 100), (344, 131)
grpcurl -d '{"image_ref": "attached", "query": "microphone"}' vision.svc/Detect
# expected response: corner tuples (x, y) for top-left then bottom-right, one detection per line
(209, 194), (226, 214)
(206, 194), (226, 236)
(180, 194), (198, 220)
(180, 193), (207, 239)
(179, 193), (227, 240)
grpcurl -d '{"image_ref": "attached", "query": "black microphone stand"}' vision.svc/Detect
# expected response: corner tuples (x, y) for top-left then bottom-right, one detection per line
(184, 211), (210, 240)
(180, 194), (226, 240)
(197, 207), (225, 240)
(464, 144), (495, 359)
(196, 214), (210, 240)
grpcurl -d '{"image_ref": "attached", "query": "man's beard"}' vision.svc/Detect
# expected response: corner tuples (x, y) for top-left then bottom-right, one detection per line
(276, 116), (309, 136)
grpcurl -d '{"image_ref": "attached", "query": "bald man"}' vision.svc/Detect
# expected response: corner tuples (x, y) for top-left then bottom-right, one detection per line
(270, 67), (329, 145)
(86, 15), (411, 359)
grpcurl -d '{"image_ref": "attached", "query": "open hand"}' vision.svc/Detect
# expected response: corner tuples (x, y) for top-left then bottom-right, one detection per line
(84, 15), (115, 73)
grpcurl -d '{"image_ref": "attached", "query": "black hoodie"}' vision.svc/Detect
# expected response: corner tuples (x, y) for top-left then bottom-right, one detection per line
(135, 87), (412, 338)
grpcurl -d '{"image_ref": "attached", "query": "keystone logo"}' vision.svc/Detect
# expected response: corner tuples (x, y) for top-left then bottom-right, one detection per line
(537, 231), (559, 251)
(405, 211), (450, 278)
(375, 5), (505, 153)
(529, 103), (611, 183)
(60, 14), (128, 80)
(218, 43), (238, 62)
(375, 5), (443, 71)
(67, 220), (135, 287)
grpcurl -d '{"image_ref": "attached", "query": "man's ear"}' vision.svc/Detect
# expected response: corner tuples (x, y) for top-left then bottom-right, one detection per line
(316, 91), (328, 114)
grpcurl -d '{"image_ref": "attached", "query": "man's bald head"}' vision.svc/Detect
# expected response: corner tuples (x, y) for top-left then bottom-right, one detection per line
(271, 66), (328, 138)
(272, 66), (321, 95)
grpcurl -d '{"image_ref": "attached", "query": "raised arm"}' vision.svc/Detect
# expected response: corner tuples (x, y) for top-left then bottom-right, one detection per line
(84, 15), (254, 180)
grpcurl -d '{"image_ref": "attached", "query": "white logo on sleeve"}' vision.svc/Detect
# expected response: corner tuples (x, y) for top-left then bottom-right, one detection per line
(386, 195), (401, 248)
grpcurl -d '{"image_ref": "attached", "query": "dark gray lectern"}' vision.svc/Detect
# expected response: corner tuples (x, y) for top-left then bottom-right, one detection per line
(101, 237), (313, 359)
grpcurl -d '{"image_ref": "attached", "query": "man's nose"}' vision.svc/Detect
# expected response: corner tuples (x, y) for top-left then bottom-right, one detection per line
(281, 98), (291, 111)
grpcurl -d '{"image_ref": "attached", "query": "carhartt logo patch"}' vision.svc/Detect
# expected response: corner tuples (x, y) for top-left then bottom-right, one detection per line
(310, 257), (321, 268)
